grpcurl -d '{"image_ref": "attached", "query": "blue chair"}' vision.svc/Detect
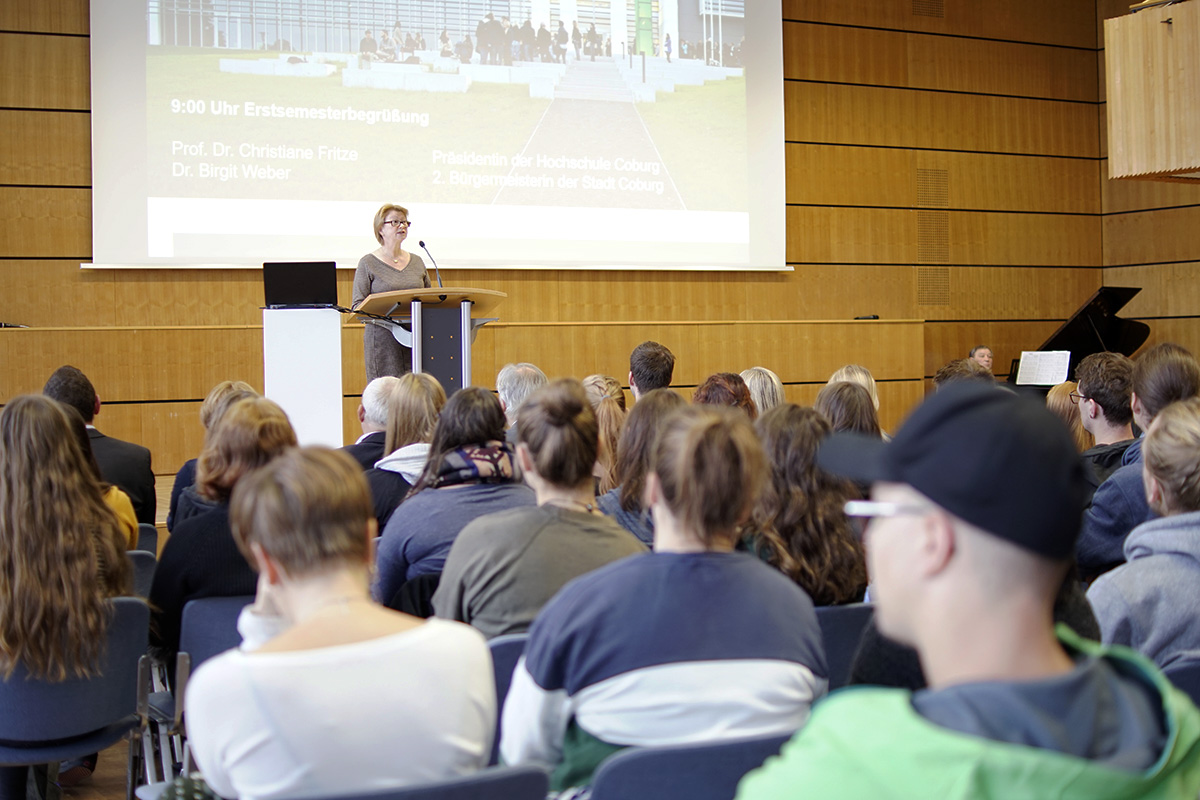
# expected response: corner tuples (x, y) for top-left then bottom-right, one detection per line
(0, 597), (151, 800)
(589, 732), (793, 800)
(1164, 660), (1200, 707)
(136, 766), (549, 800)
(815, 603), (874, 690)
(128, 550), (157, 597)
(137, 523), (158, 556)
(487, 633), (529, 766)
(180, 595), (254, 670)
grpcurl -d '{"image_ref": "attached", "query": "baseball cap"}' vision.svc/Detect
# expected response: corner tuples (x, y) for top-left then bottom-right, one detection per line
(817, 382), (1089, 559)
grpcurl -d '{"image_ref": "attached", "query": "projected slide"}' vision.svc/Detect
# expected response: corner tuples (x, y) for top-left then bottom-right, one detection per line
(91, 0), (785, 270)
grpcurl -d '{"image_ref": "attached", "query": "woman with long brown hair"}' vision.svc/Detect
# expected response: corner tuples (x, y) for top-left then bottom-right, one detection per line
(0, 395), (133, 794)
(746, 403), (867, 606)
(150, 397), (297, 662)
(365, 372), (447, 528)
(582, 374), (626, 495)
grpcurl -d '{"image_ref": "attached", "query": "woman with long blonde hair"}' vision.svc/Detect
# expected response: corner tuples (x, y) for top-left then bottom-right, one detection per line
(582, 374), (627, 495)
(367, 372), (447, 527)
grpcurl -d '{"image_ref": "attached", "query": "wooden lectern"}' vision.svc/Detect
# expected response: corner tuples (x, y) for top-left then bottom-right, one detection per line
(352, 287), (506, 392)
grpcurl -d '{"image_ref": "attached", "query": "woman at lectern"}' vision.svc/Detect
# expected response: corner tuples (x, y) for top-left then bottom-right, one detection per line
(353, 204), (431, 381)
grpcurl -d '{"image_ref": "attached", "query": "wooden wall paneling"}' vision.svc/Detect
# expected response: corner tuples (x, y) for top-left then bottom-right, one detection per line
(783, 379), (927, 434)
(111, 268), (267, 326)
(0, 260), (117, 327)
(0, 33), (90, 110)
(134, 401), (205, 476)
(783, 23), (1097, 102)
(0, 109), (91, 186)
(1098, 104), (1108, 161)
(785, 83), (1099, 158)
(787, 207), (1099, 266)
(0, 326), (264, 403)
(1103, 207), (1200, 267)
(918, 266), (1102, 321)
(1100, 159), (1200, 215)
(0, 0), (88, 35)
(0, 187), (91, 257)
(438, 269), (565, 323)
(751, 265), (917, 322)
(787, 144), (1099, 213)
(924, 320), (1062, 377)
(783, 0), (1097, 49)
(1104, 263), (1200, 318)
(342, 396), (361, 448)
(1131, 318), (1200, 358)
(341, 325), (368, 395)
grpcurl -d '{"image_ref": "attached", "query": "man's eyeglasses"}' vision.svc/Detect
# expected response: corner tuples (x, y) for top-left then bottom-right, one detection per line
(1069, 391), (1087, 405)
(383, 220), (411, 228)
(844, 500), (935, 519)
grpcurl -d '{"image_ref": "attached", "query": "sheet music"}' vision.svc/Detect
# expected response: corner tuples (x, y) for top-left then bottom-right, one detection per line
(1015, 351), (1072, 386)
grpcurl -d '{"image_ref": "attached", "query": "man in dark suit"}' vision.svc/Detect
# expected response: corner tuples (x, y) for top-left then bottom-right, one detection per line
(340, 376), (399, 470)
(43, 365), (156, 525)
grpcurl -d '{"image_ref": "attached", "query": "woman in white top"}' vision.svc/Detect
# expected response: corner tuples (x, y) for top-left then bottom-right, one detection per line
(185, 447), (495, 800)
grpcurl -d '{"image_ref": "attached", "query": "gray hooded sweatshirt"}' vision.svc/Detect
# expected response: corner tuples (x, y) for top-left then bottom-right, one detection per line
(1088, 509), (1200, 668)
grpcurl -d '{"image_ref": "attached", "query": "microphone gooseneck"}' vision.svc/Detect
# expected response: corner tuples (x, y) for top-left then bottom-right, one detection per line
(419, 240), (444, 289)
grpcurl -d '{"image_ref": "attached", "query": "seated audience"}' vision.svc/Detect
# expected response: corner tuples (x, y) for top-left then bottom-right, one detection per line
(364, 373), (445, 528)
(497, 362), (547, 443)
(628, 340), (675, 399)
(502, 406), (827, 793)
(63, 404), (138, 549)
(432, 380), (646, 638)
(150, 397), (297, 661)
(1079, 343), (1200, 579)
(739, 383), (1200, 800)
(374, 387), (533, 605)
(597, 389), (687, 545)
(169, 380), (257, 530)
(745, 404), (866, 605)
(0, 395), (132, 794)
(1089, 397), (1200, 668)
(186, 448), (494, 800)
(932, 357), (994, 389)
(741, 366), (785, 414)
(815, 381), (882, 438)
(43, 365), (155, 524)
(693, 372), (757, 419)
(582, 374), (626, 495)
(969, 344), (994, 372)
(1046, 380), (1094, 453)
(341, 376), (401, 470)
(1075, 352), (1136, 488)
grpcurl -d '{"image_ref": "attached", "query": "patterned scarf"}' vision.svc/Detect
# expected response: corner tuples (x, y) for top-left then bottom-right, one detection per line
(428, 441), (517, 489)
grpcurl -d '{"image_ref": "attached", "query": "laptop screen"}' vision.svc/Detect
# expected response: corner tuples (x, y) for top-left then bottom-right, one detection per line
(262, 261), (338, 308)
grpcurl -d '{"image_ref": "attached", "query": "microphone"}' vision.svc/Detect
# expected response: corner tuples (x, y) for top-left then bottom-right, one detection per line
(418, 240), (444, 289)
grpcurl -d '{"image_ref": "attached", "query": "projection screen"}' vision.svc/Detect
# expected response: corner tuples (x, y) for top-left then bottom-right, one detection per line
(90, 0), (786, 270)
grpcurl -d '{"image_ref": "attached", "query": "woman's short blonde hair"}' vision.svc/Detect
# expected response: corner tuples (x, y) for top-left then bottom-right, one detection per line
(740, 367), (785, 414)
(231, 447), (373, 576)
(373, 204), (409, 244)
(198, 380), (257, 431)
(828, 364), (880, 411)
(1144, 397), (1200, 514)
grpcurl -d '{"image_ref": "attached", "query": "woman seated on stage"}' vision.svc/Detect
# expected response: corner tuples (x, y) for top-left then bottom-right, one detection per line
(150, 397), (296, 662)
(596, 388), (687, 545)
(186, 447), (494, 800)
(501, 406), (827, 793)
(374, 387), (534, 606)
(432, 380), (646, 638)
(365, 372), (446, 529)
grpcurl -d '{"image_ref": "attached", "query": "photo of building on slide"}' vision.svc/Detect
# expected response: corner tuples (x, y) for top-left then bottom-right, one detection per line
(147, 0), (748, 212)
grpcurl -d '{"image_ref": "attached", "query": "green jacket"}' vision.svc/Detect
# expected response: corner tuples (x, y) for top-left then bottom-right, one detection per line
(737, 630), (1200, 800)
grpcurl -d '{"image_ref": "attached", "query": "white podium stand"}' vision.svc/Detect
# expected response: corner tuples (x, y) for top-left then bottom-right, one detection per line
(262, 308), (343, 446)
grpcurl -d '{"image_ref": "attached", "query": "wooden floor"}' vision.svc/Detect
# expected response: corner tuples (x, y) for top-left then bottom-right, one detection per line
(61, 741), (131, 800)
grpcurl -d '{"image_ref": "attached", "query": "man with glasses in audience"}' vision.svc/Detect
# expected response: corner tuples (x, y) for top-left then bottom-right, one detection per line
(1073, 352), (1136, 490)
(738, 383), (1200, 800)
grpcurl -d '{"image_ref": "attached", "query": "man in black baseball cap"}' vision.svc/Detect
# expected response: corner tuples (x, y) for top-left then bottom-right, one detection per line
(738, 383), (1200, 800)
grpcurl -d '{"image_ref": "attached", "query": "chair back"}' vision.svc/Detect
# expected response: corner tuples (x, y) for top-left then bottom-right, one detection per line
(1165, 660), (1200, 707)
(137, 523), (158, 555)
(179, 596), (253, 670)
(487, 633), (528, 765)
(0, 597), (149, 742)
(815, 602), (874, 690)
(589, 733), (792, 800)
(128, 550), (157, 597)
